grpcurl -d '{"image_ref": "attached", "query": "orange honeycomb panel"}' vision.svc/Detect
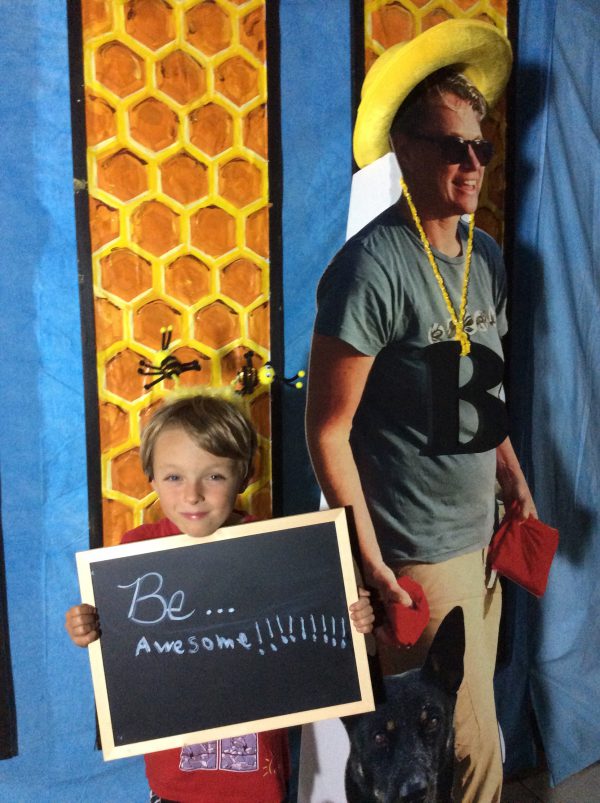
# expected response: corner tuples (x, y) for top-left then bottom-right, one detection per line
(243, 106), (267, 159)
(134, 300), (181, 349)
(100, 248), (152, 301)
(85, 93), (117, 146)
(190, 206), (236, 256)
(248, 301), (269, 349)
(82, 0), (271, 540)
(89, 199), (119, 251)
(95, 41), (145, 97)
(422, 8), (453, 29)
(165, 254), (211, 304)
(186, 2), (232, 56)
(105, 348), (148, 401)
(130, 200), (180, 255)
(124, 0), (175, 51)
(111, 448), (152, 498)
(189, 103), (233, 156)
(194, 301), (240, 349)
(372, 4), (414, 47)
(246, 207), (269, 258)
(95, 297), (123, 350)
(102, 498), (134, 546)
(129, 98), (179, 151)
(97, 149), (148, 201)
(83, 0), (113, 38)
(99, 401), (130, 451)
(221, 258), (261, 306)
(240, 7), (266, 62)
(250, 393), (270, 439)
(161, 152), (208, 205)
(157, 50), (206, 106)
(215, 56), (260, 106)
(219, 159), (262, 208)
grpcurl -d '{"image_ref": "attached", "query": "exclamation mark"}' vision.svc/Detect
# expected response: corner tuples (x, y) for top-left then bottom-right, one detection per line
(340, 617), (347, 649)
(288, 615), (296, 643)
(310, 614), (317, 642)
(276, 615), (288, 645)
(321, 614), (328, 644)
(265, 618), (278, 651)
(255, 622), (265, 655)
(300, 616), (307, 640)
(331, 616), (337, 647)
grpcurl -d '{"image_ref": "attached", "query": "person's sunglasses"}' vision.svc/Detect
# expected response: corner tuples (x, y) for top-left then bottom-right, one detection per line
(410, 134), (494, 166)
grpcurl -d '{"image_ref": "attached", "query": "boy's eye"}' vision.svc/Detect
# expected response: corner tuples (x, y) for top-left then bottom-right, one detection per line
(208, 473), (226, 481)
(165, 474), (181, 482)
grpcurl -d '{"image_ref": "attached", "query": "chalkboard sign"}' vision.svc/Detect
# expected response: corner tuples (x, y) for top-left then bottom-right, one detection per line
(76, 508), (374, 760)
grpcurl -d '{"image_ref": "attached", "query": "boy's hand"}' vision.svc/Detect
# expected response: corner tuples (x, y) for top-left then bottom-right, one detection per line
(65, 604), (100, 647)
(349, 587), (375, 634)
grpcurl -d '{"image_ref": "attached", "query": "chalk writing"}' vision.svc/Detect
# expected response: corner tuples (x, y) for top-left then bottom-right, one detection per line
(118, 572), (195, 625)
(131, 614), (349, 658)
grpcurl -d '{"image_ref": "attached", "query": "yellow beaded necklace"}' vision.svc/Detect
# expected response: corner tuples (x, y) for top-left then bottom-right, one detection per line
(400, 177), (474, 356)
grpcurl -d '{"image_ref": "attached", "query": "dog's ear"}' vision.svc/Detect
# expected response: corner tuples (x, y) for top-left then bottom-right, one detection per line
(421, 606), (465, 695)
(341, 714), (361, 738)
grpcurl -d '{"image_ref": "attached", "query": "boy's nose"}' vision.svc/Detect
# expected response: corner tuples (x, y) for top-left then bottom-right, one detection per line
(184, 481), (204, 502)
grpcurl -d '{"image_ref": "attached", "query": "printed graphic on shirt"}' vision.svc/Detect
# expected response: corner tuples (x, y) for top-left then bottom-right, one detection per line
(180, 741), (218, 771)
(423, 341), (508, 455)
(179, 734), (258, 773)
(428, 307), (497, 345)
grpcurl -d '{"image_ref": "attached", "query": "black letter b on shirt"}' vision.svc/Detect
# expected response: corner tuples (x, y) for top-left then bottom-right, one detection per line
(423, 341), (508, 455)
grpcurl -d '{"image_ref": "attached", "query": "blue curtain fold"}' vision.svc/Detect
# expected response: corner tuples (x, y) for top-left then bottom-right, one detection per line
(497, 0), (600, 785)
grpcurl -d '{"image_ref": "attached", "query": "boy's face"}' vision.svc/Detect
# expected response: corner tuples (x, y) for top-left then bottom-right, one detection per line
(151, 426), (245, 538)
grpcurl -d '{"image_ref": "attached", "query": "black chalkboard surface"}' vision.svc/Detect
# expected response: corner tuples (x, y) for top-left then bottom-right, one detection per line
(76, 508), (374, 760)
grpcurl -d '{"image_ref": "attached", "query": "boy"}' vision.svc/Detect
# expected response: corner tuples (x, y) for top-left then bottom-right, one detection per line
(66, 391), (373, 802)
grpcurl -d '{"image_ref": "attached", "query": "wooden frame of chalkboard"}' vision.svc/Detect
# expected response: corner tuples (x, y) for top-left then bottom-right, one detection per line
(76, 507), (374, 761)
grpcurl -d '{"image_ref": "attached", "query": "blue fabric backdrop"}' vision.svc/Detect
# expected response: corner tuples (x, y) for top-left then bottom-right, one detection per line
(496, 0), (600, 785)
(278, 0), (352, 515)
(0, 2), (145, 799)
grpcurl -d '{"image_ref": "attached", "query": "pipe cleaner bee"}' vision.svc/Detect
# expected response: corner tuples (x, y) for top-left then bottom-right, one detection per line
(138, 326), (201, 390)
(232, 350), (305, 396)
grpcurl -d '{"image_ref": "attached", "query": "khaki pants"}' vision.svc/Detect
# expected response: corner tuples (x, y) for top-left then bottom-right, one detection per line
(379, 549), (503, 803)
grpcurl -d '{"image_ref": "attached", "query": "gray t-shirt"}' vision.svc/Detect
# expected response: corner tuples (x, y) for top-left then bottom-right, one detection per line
(314, 206), (508, 564)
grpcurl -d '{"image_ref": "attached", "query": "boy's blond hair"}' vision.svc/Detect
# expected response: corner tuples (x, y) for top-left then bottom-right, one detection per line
(140, 392), (257, 482)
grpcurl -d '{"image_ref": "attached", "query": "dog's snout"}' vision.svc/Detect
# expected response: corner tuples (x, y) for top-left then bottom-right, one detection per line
(398, 774), (428, 803)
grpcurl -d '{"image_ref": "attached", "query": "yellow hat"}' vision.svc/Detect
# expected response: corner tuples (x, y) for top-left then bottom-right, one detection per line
(353, 20), (512, 168)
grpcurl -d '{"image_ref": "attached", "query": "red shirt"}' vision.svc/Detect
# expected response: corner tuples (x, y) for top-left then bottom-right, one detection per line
(120, 518), (289, 802)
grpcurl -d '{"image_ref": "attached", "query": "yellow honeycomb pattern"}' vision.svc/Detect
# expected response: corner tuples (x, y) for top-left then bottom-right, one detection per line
(81, 0), (271, 545)
(364, 0), (509, 243)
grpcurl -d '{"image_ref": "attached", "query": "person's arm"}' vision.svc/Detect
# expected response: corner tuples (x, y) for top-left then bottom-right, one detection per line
(306, 334), (411, 606)
(65, 604), (100, 647)
(496, 436), (537, 519)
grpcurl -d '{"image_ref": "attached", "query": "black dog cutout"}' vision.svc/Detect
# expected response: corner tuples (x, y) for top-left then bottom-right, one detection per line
(343, 606), (465, 803)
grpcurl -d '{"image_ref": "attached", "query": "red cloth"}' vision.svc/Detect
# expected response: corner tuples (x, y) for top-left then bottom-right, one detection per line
(488, 508), (559, 597)
(383, 576), (430, 647)
(120, 517), (289, 802)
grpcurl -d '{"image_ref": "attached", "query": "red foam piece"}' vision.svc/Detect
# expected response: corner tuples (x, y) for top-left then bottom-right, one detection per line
(383, 575), (430, 648)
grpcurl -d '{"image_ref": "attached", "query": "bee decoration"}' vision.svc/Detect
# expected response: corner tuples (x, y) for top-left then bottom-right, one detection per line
(232, 350), (305, 396)
(138, 326), (202, 390)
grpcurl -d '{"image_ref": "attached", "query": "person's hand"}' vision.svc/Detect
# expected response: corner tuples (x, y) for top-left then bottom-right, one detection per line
(501, 480), (538, 521)
(65, 604), (100, 647)
(349, 587), (375, 634)
(367, 562), (413, 607)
